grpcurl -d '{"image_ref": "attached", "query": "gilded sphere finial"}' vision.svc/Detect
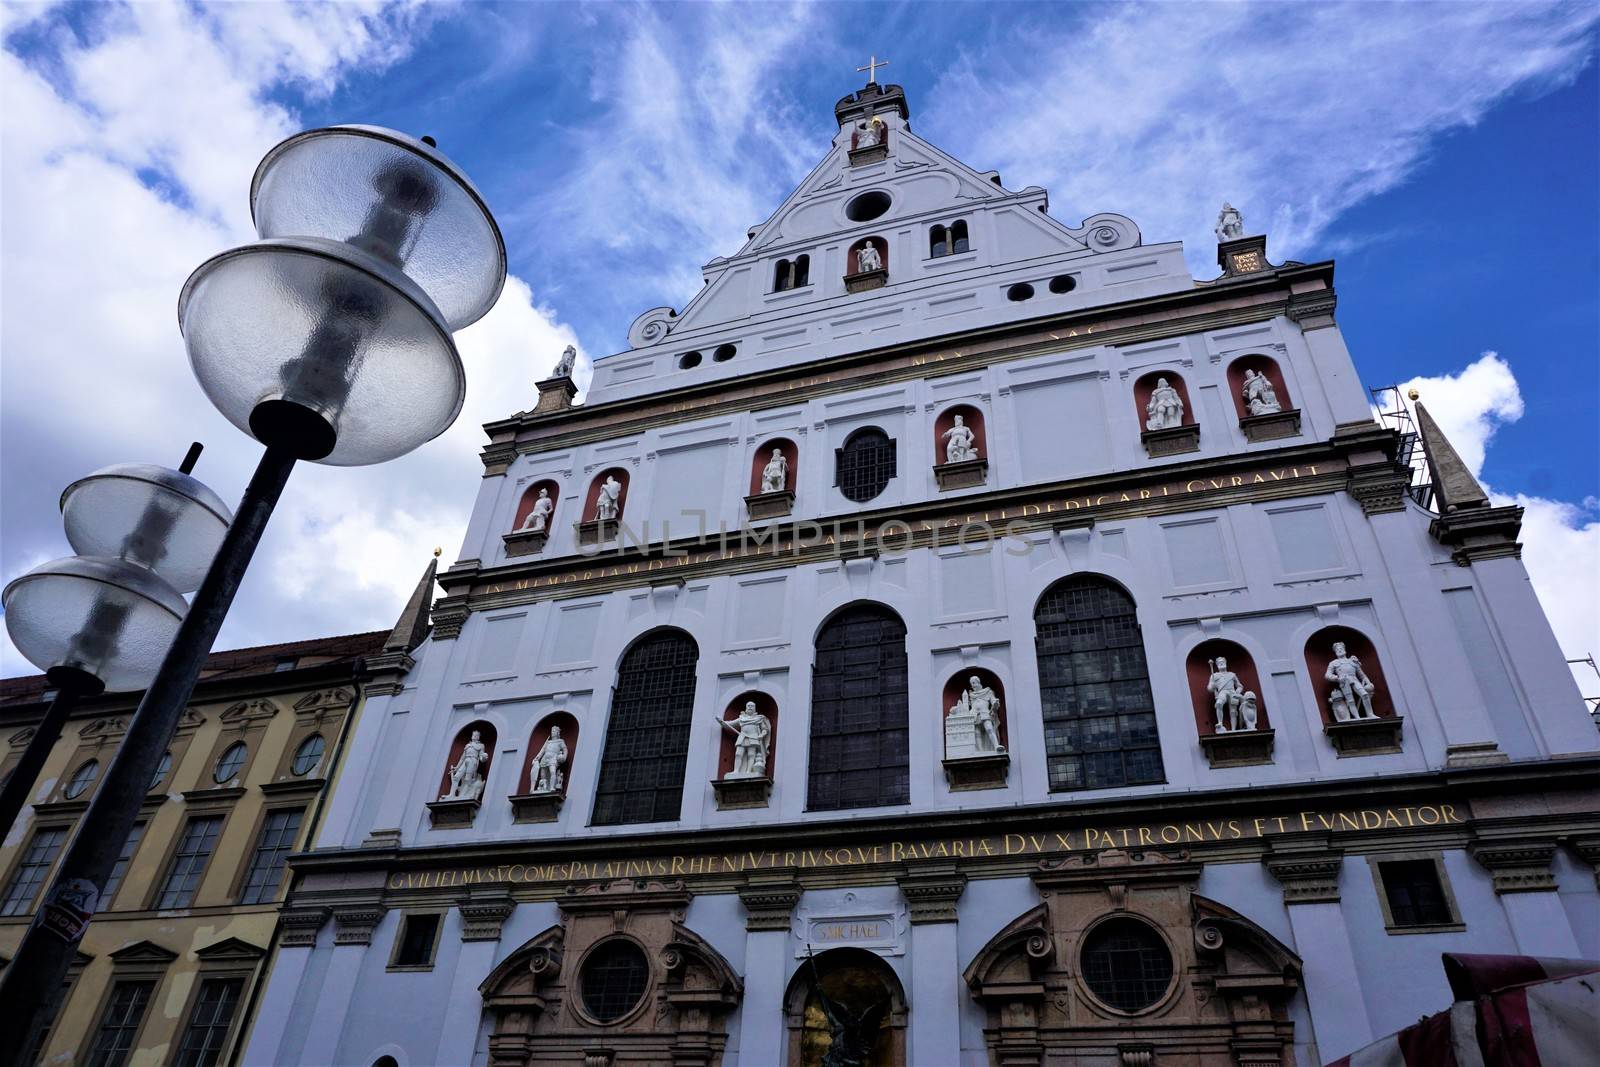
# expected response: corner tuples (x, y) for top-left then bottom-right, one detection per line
(1407, 388), (1419, 401)
(433, 546), (442, 557)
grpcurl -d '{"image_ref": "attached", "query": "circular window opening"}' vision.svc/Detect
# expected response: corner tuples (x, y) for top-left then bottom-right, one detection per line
(292, 734), (326, 777)
(1080, 917), (1174, 1013)
(1007, 282), (1035, 302)
(678, 351), (702, 370)
(581, 939), (650, 1023)
(64, 759), (99, 799)
(150, 750), (172, 791)
(845, 190), (892, 222)
(214, 741), (248, 784)
(713, 344), (736, 362)
(1049, 274), (1077, 294)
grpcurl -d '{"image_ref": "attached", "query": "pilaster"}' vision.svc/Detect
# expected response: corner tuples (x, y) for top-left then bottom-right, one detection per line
(897, 862), (967, 924)
(1470, 836), (1580, 957)
(736, 876), (800, 1062)
(332, 901), (387, 946)
(459, 887), (517, 941)
(1263, 845), (1371, 1061)
(899, 863), (966, 1066)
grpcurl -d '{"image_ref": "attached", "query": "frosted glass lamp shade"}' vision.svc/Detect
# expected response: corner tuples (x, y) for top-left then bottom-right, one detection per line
(251, 125), (506, 331)
(60, 464), (232, 594)
(179, 236), (464, 466)
(2, 556), (187, 692)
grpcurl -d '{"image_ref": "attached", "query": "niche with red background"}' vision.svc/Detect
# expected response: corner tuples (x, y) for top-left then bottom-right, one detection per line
(1132, 370), (1197, 429)
(748, 439), (798, 496)
(940, 669), (1010, 794)
(511, 480), (560, 531)
(435, 720), (497, 801)
(932, 405), (989, 493)
(581, 468), (630, 522)
(845, 236), (889, 292)
(1226, 354), (1302, 441)
(1186, 639), (1273, 736)
(517, 711), (579, 796)
(1132, 369), (1200, 458)
(1304, 626), (1396, 723)
(716, 691), (778, 781)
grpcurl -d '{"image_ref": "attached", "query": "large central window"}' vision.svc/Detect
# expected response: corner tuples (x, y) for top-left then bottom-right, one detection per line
(1034, 576), (1164, 792)
(807, 604), (909, 811)
(593, 630), (699, 826)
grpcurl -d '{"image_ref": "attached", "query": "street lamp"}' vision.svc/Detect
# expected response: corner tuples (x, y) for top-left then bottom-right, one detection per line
(0, 450), (231, 840)
(0, 127), (505, 1060)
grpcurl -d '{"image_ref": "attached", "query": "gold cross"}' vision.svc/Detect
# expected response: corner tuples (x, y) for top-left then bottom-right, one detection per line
(857, 54), (889, 84)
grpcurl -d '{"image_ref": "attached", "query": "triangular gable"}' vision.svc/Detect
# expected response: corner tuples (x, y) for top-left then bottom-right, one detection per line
(108, 939), (179, 964)
(194, 936), (266, 962)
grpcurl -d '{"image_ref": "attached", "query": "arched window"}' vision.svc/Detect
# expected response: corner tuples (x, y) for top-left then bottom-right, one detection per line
(793, 254), (810, 288)
(773, 255), (812, 292)
(593, 630), (699, 826)
(1033, 576), (1164, 792)
(835, 427), (896, 503)
(808, 605), (909, 811)
(929, 224), (949, 258)
(951, 219), (970, 254)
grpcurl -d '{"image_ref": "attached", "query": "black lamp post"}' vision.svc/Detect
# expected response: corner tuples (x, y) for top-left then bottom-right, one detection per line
(0, 127), (505, 1062)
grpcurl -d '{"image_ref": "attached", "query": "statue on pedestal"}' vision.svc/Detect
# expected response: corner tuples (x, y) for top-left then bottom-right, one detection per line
(1325, 641), (1378, 721)
(717, 701), (772, 779)
(1242, 368), (1282, 415)
(854, 242), (882, 274)
(1145, 377), (1184, 431)
(553, 344), (577, 379)
(760, 448), (788, 493)
(855, 117), (883, 149)
(942, 415), (979, 463)
(530, 726), (568, 794)
(595, 475), (622, 521)
(443, 730), (488, 802)
(1215, 202), (1245, 242)
(945, 676), (1005, 758)
(1207, 657), (1258, 733)
(520, 487), (554, 532)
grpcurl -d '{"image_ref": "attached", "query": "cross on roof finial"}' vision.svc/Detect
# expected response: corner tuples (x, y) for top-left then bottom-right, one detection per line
(857, 54), (889, 85)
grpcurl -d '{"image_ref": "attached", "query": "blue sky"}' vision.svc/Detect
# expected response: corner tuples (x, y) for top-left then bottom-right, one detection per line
(2, 1), (1597, 676)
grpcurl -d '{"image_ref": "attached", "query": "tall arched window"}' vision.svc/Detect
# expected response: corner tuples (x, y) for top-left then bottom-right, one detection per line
(593, 630), (699, 826)
(772, 255), (812, 292)
(1033, 576), (1164, 792)
(835, 427), (896, 502)
(929, 224), (949, 258)
(808, 605), (909, 811)
(951, 219), (970, 254)
(792, 254), (809, 288)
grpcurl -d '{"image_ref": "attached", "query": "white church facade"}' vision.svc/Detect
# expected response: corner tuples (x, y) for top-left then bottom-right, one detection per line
(243, 79), (1600, 1067)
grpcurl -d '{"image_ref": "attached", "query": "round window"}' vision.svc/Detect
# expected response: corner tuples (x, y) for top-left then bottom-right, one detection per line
(580, 939), (650, 1023)
(214, 741), (248, 784)
(63, 759), (99, 799)
(713, 343), (736, 362)
(678, 351), (702, 370)
(149, 750), (173, 791)
(292, 734), (326, 777)
(1049, 274), (1077, 294)
(1006, 282), (1035, 302)
(845, 190), (892, 222)
(1079, 917), (1174, 1013)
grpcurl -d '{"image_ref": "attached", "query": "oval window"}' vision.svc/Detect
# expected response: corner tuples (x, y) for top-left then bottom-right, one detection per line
(845, 190), (892, 222)
(292, 734), (326, 777)
(580, 939), (651, 1023)
(678, 351), (702, 370)
(64, 759), (99, 799)
(836, 428), (896, 503)
(149, 750), (173, 791)
(214, 741), (248, 784)
(1006, 282), (1035, 302)
(1080, 917), (1174, 1013)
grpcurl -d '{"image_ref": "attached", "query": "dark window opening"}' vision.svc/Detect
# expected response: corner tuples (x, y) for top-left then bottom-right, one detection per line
(150, 750), (172, 791)
(174, 976), (244, 1067)
(808, 605), (910, 811)
(1380, 859), (1455, 927)
(64, 758), (99, 799)
(678, 351), (702, 370)
(102, 822), (146, 906)
(240, 808), (304, 905)
(774, 254), (810, 291)
(951, 219), (970, 254)
(1049, 274), (1077, 294)
(155, 814), (223, 909)
(1034, 576), (1165, 792)
(593, 631), (699, 826)
(213, 742), (247, 784)
(929, 224), (948, 258)
(2, 826), (66, 916)
(845, 190), (891, 221)
(1080, 918), (1173, 1013)
(1007, 282), (1035, 302)
(581, 939), (651, 1022)
(713, 343), (737, 362)
(393, 913), (441, 967)
(291, 734), (325, 777)
(87, 979), (155, 1067)
(835, 428), (896, 503)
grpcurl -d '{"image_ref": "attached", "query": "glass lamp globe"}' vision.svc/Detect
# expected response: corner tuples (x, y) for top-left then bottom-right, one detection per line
(250, 125), (506, 331)
(178, 236), (464, 466)
(2, 556), (187, 693)
(60, 463), (233, 594)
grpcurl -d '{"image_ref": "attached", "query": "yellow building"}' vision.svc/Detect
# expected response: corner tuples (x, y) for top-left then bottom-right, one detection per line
(0, 562), (432, 1067)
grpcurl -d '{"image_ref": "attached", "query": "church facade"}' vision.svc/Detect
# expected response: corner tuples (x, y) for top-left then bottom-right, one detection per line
(245, 80), (1600, 1067)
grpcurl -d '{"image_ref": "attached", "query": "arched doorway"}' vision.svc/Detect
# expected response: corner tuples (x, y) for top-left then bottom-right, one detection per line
(783, 947), (908, 1067)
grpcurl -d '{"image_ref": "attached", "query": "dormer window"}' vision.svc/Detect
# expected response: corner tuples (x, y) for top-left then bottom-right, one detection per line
(773, 255), (810, 292)
(930, 220), (969, 258)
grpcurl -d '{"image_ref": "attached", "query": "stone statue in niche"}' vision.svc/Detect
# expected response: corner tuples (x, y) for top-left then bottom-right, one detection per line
(1242, 368), (1282, 415)
(520, 487), (554, 532)
(595, 475), (622, 521)
(443, 730), (488, 801)
(941, 414), (979, 463)
(1207, 657), (1259, 733)
(717, 701), (772, 779)
(854, 242), (882, 274)
(760, 448), (789, 493)
(945, 675), (1005, 758)
(552, 344), (577, 379)
(855, 117), (883, 149)
(1325, 642), (1379, 722)
(1145, 377), (1184, 430)
(530, 725), (568, 794)
(1215, 202), (1245, 242)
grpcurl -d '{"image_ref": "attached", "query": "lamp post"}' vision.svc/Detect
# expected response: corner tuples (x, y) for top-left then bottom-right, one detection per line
(0, 127), (505, 1061)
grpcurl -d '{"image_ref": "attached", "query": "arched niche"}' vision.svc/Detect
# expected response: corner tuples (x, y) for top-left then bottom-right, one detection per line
(783, 946), (908, 1067)
(511, 479), (560, 531)
(845, 236), (889, 292)
(1186, 639), (1270, 735)
(430, 720), (496, 827)
(517, 711), (579, 796)
(932, 404), (986, 466)
(940, 667), (1010, 790)
(748, 438), (798, 496)
(580, 468), (629, 522)
(1226, 354), (1301, 440)
(714, 690), (778, 808)
(941, 668), (1008, 751)
(1304, 626), (1396, 724)
(1133, 370), (1200, 457)
(1132, 369), (1197, 429)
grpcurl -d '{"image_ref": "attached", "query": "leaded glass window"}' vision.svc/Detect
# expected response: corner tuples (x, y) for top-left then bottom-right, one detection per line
(835, 428), (896, 503)
(213, 742), (247, 784)
(581, 939), (650, 1022)
(592, 630), (698, 826)
(155, 814), (223, 909)
(1380, 859), (1455, 927)
(1034, 575), (1164, 792)
(173, 976), (243, 1067)
(239, 808), (303, 904)
(291, 734), (325, 777)
(1080, 918), (1173, 1013)
(1, 826), (66, 916)
(63, 759), (99, 798)
(808, 605), (909, 811)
